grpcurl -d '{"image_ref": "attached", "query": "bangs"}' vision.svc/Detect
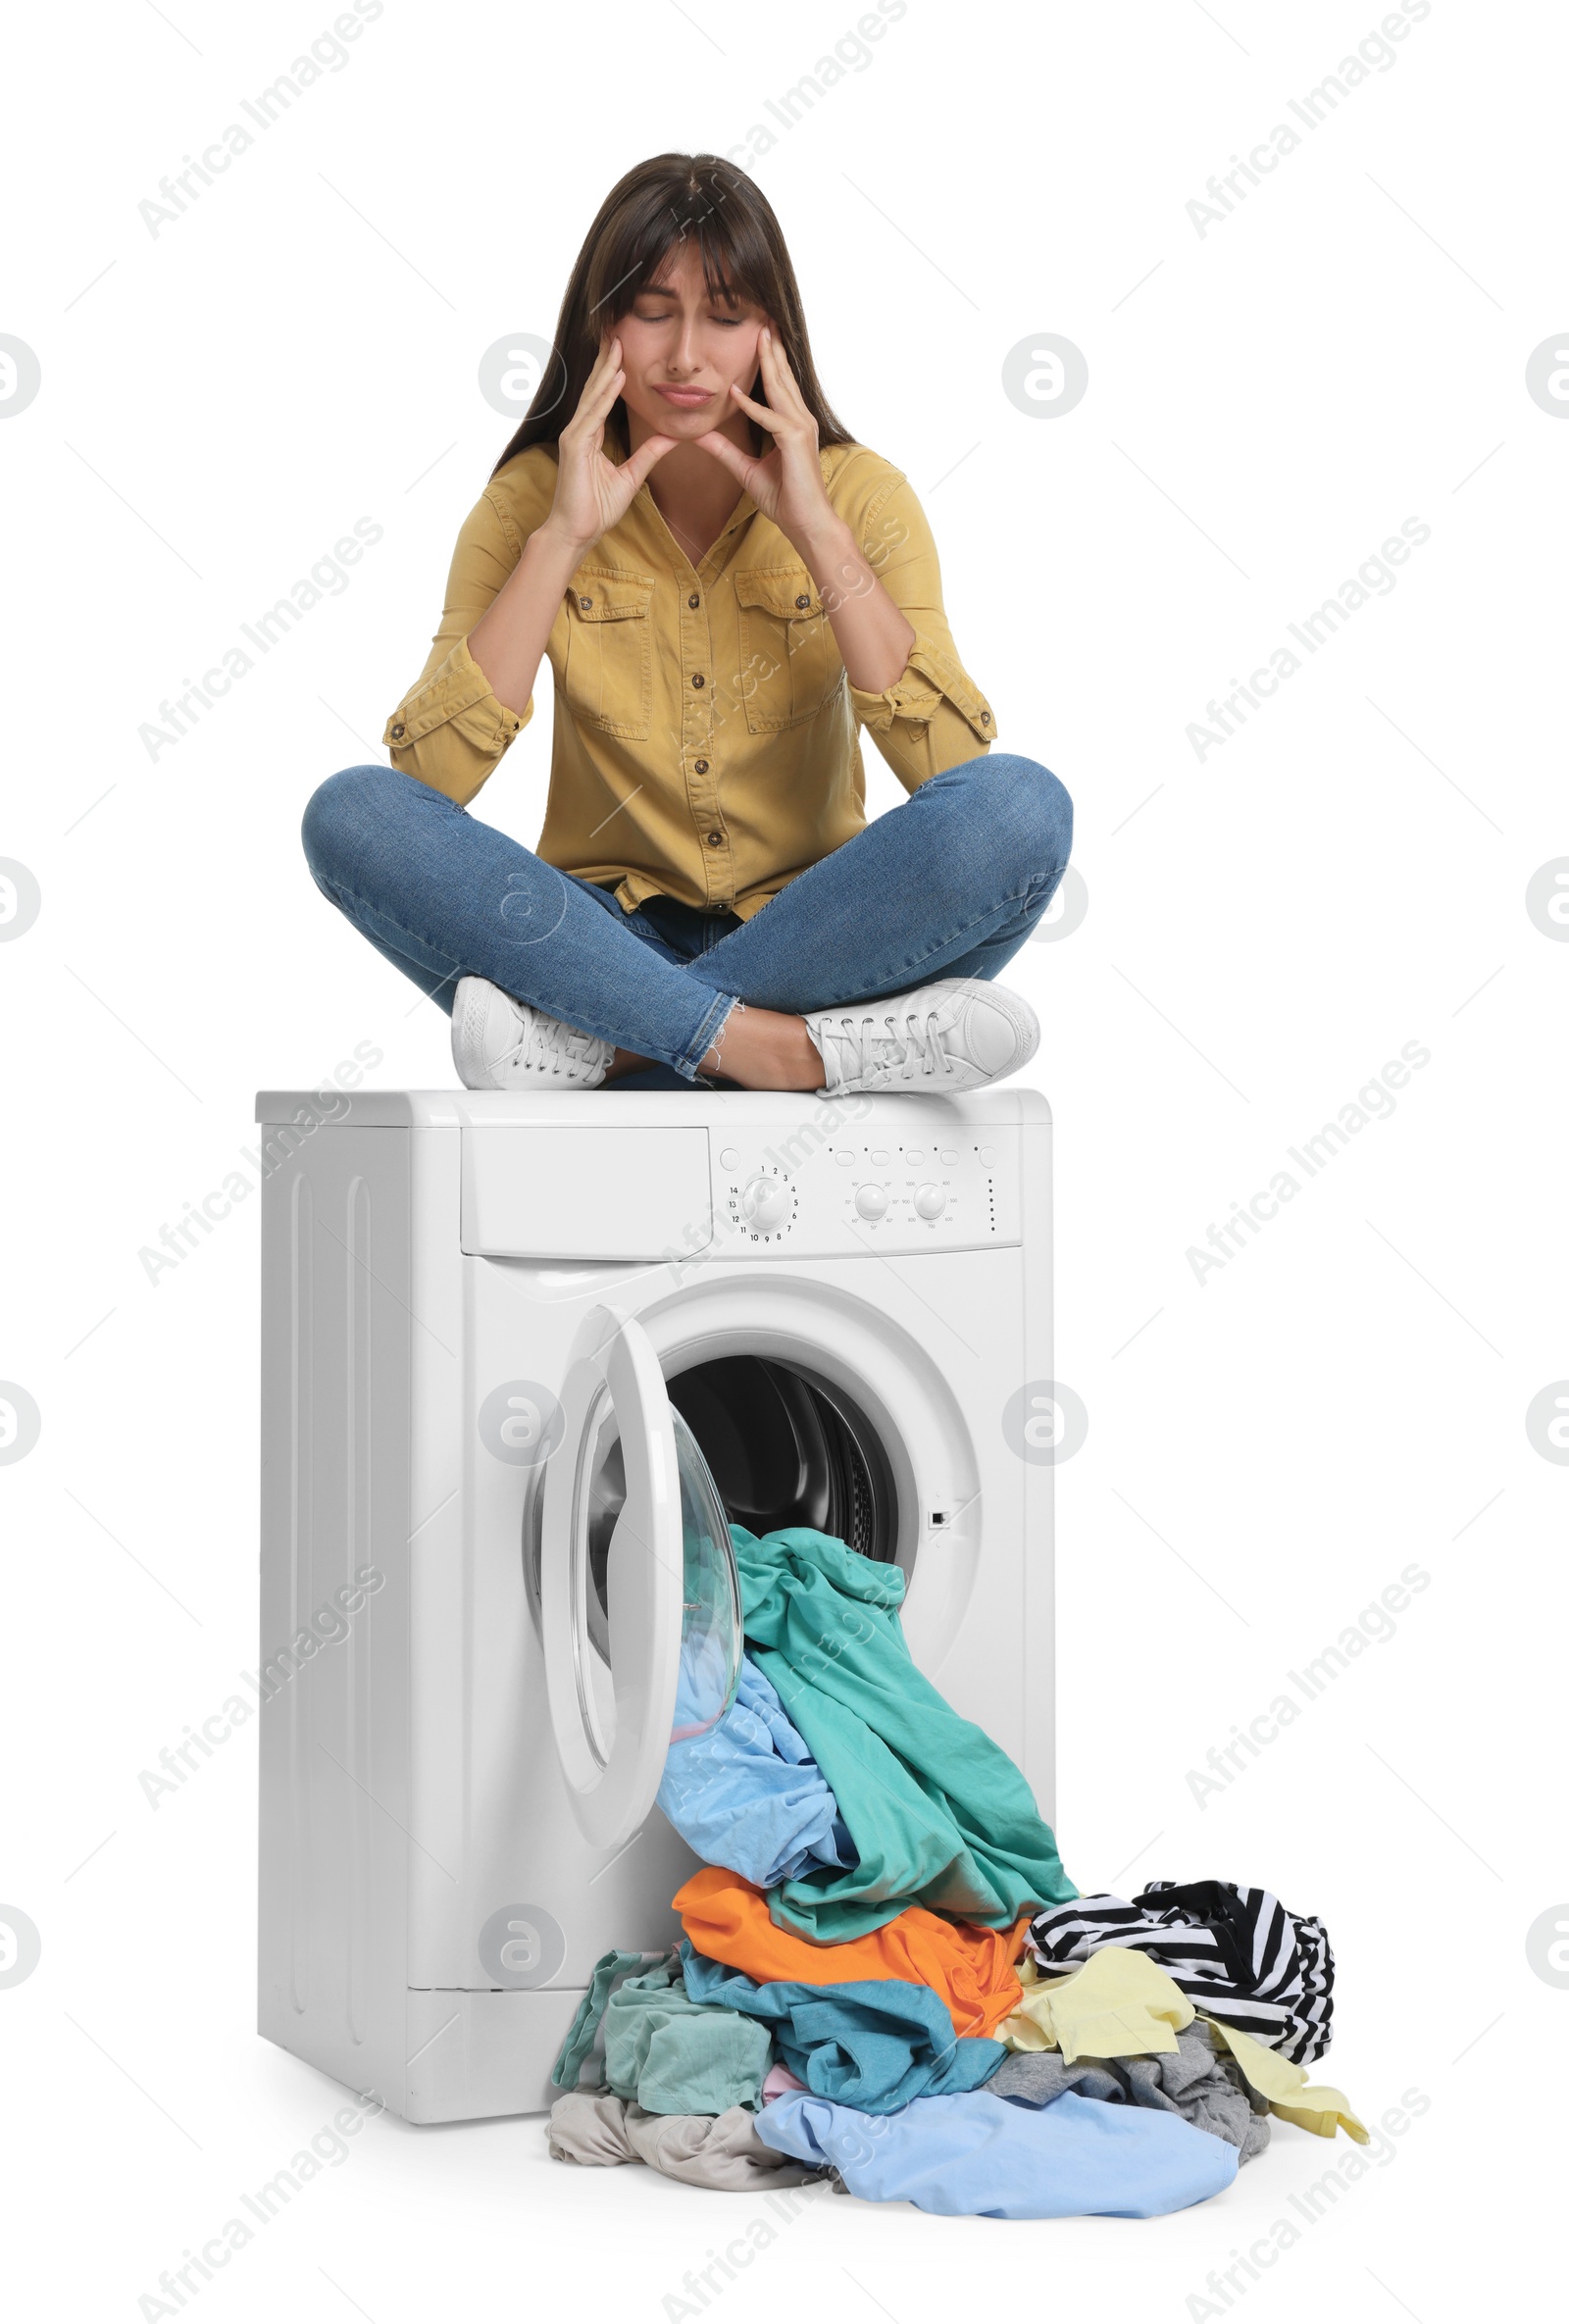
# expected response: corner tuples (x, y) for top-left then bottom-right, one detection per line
(588, 173), (770, 325)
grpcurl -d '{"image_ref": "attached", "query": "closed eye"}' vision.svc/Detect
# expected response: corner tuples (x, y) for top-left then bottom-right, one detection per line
(633, 308), (748, 326)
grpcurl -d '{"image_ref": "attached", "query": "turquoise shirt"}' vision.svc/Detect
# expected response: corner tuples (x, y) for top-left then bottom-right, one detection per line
(731, 1525), (1077, 1943)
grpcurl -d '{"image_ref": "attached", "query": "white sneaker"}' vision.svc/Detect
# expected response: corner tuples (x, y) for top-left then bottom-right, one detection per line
(450, 976), (614, 1091)
(804, 978), (1038, 1096)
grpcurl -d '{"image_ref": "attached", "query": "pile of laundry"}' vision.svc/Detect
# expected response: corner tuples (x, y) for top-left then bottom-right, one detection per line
(546, 1525), (1365, 2218)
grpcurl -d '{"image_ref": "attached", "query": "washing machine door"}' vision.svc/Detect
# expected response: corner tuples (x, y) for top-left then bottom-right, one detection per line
(541, 1305), (741, 1847)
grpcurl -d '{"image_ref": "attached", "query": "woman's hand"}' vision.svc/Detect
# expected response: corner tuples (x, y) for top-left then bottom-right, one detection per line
(467, 336), (670, 716)
(701, 327), (915, 693)
(543, 336), (675, 553)
(694, 328), (842, 556)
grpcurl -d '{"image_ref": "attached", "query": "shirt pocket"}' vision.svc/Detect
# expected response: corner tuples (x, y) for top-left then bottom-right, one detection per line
(734, 566), (844, 733)
(560, 566), (657, 739)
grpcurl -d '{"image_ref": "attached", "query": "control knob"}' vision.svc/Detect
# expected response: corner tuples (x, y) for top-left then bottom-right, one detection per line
(741, 1176), (792, 1233)
(912, 1183), (947, 1220)
(853, 1183), (889, 1221)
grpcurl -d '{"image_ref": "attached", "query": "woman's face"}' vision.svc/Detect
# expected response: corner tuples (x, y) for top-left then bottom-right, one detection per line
(610, 242), (767, 441)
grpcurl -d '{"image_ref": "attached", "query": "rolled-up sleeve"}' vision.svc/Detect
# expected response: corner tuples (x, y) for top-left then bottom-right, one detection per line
(843, 469), (998, 791)
(382, 484), (532, 805)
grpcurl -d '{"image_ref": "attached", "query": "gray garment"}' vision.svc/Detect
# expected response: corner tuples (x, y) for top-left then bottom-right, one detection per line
(987, 2026), (1271, 2163)
(546, 2094), (825, 2191)
(1214, 2046), (1274, 2146)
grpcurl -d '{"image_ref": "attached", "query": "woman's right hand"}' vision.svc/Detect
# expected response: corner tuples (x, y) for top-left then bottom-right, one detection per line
(543, 335), (675, 553)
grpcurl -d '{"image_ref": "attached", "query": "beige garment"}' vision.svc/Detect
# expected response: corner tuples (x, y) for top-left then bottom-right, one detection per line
(546, 2094), (821, 2190)
(996, 1948), (1367, 2146)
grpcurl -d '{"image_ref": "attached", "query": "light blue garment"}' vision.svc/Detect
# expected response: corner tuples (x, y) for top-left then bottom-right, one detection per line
(681, 1944), (1002, 2113)
(753, 2090), (1240, 2218)
(666, 1610), (736, 1746)
(657, 1652), (856, 1890)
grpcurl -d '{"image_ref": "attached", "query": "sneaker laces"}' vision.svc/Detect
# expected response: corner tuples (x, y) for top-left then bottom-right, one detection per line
(502, 1009), (603, 1079)
(822, 1001), (954, 1088)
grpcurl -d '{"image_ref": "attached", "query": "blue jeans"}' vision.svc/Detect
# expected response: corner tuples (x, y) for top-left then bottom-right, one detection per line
(301, 754), (1072, 1086)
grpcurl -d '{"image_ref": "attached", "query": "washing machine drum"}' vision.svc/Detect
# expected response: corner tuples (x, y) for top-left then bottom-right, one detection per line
(668, 1356), (894, 1563)
(585, 1355), (894, 1610)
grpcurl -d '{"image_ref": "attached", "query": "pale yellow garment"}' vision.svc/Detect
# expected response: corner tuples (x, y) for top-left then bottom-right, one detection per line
(998, 1949), (1367, 2145)
(995, 1949), (1193, 2061)
(1200, 2016), (1368, 2145)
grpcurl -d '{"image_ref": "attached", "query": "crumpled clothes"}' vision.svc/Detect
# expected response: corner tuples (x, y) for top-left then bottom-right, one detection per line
(731, 1524), (1075, 1942)
(551, 1947), (675, 2093)
(1026, 1879), (1334, 2065)
(987, 2025), (1270, 2161)
(657, 1652), (856, 1891)
(996, 1946), (1367, 2145)
(551, 1949), (770, 2117)
(546, 2094), (824, 2190)
(674, 1865), (1030, 2039)
(681, 1942), (1004, 2114)
(754, 2088), (1239, 2218)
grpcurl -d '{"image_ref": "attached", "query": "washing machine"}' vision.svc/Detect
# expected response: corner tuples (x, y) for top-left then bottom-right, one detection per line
(255, 1086), (1055, 2124)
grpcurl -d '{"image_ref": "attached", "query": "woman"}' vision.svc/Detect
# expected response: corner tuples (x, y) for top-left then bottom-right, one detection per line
(302, 153), (1072, 1095)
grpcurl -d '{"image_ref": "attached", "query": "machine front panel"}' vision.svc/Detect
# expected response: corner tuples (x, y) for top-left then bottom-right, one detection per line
(709, 1120), (1023, 1258)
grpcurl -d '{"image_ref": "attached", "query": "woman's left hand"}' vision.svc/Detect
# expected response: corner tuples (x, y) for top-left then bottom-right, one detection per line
(694, 328), (840, 552)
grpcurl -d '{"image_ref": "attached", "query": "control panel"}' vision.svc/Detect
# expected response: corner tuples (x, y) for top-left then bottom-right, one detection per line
(711, 1131), (1019, 1257)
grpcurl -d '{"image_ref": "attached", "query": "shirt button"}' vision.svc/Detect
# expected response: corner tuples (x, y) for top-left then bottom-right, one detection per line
(389, 722), (405, 740)
(579, 594), (593, 610)
(687, 592), (700, 610)
(693, 759), (709, 775)
(980, 710), (991, 724)
(692, 673), (706, 687)
(706, 831), (724, 846)
(794, 593), (811, 610)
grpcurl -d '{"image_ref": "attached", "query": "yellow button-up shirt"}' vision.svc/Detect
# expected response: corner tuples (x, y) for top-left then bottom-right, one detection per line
(383, 417), (996, 921)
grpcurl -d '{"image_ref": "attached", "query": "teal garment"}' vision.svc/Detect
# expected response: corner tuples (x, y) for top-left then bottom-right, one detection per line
(681, 1942), (1004, 2113)
(602, 1953), (771, 2116)
(552, 1948), (675, 2092)
(731, 1524), (1077, 1942)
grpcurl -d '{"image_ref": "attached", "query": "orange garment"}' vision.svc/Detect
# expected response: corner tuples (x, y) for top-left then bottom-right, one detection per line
(674, 1867), (1030, 2040)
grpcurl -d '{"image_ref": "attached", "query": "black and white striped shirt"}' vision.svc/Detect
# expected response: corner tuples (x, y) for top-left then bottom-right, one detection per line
(1026, 1880), (1335, 2065)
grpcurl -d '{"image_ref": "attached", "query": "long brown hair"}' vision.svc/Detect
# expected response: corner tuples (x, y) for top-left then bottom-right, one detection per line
(490, 153), (855, 476)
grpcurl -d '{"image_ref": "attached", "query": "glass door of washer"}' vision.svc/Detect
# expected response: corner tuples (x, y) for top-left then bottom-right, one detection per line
(540, 1308), (740, 1847)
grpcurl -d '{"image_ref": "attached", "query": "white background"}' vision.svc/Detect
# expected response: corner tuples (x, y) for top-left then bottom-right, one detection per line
(1, 1), (1562, 2316)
